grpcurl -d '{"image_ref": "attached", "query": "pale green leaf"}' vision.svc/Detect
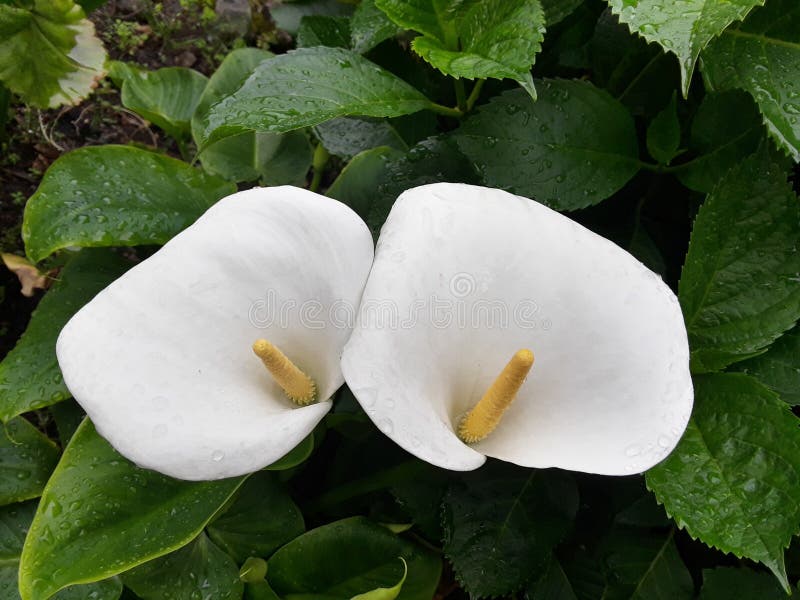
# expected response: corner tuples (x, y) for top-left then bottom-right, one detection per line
(0, 0), (106, 108)
(702, 0), (800, 161)
(646, 373), (800, 591)
(606, 0), (763, 96)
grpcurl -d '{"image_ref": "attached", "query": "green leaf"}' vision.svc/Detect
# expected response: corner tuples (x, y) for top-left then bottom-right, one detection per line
(606, 0), (763, 96)
(0, 419), (59, 506)
(526, 557), (578, 600)
(189, 48), (311, 185)
(267, 516), (441, 600)
(701, 0), (800, 161)
(314, 117), (407, 160)
(0, 249), (130, 422)
(442, 464), (578, 598)
(599, 529), (693, 599)
(734, 325), (800, 406)
(270, 0), (353, 35)
(541, 0), (583, 26)
(19, 420), (244, 600)
(646, 93), (681, 165)
(0, 0), (106, 108)
(351, 0), (401, 53)
(678, 150), (800, 373)
(264, 432), (314, 471)
(699, 567), (786, 599)
(123, 533), (243, 600)
(207, 472), (305, 564)
(676, 90), (764, 193)
(108, 62), (208, 140)
(0, 501), (37, 560)
(22, 145), (235, 263)
(376, 0), (545, 96)
(454, 80), (640, 211)
(197, 47), (434, 148)
(296, 15), (351, 48)
(646, 373), (800, 591)
(51, 579), (122, 600)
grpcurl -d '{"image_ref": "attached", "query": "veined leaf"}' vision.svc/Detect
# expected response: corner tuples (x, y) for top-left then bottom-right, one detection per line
(376, 0), (545, 97)
(702, 0), (800, 161)
(197, 47), (435, 148)
(296, 15), (351, 48)
(351, 0), (401, 53)
(314, 117), (407, 160)
(0, 0), (105, 108)
(606, 0), (763, 96)
(454, 80), (640, 211)
(19, 420), (244, 600)
(443, 464), (578, 598)
(734, 324), (800, 406)
(0, 249), (129, 422)
(22, 145), (235, 263)
(646, 93), (681, 165)
(679, 149), (800, 373)
(646, 373), (800, 591)
(0, 419), (59, 505)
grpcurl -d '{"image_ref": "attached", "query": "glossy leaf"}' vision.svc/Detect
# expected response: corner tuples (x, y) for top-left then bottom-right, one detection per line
(207, 472), (304, 564)
(0, 0), (105, 108)
(646, 373), (800, 591)
(376, 0), (545, 96)
(0, 501), (37, 560)
(0, 249), (129, 422)
(454, 80), (639, 210)
(351, 0), (400, 53)
(734, 325), (800, 406)
(314, 117), (407, 159)
(606, 0), (763, 96)
(296, 15), (351, 48)
(646, 93), (680, 165)
(123, 533), (243, 600)
(19, 420), (243, 600)
(541, 0), (583, 26)
(679, 150), (800, 372)
(197, 47), (434, 147)
(0, 419), (59, 506)
(699, 567), (786, 599)
(702, 0), (800, 160)
(109, 62), (208, 140)
(267, 517), (441, 600)
(443, 465), (578, 597)
(676, 90), (764, 193)
(351, 558), (407, 600)
(269, 0), (353, 35)
(22, 145), (235, 262)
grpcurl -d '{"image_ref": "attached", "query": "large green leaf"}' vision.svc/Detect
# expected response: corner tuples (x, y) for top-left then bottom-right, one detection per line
(453, 81), (640, 210)
(0, 250), (129, 422)
(296, 15), (351, 48)
(0, 0), (105, 108)
(676, 90), (764, 193)
(442, 464), (578, 598)
(0, 501), (37, 560)
(734, 324), (800, 406)
(190, 48), (311, 185)
(699, 567), (786, 599)
(0, 419), (59, 506)
(123, 533), (243, 600)
(646, 373), (800, 591)
(22, 145), (235, 263)
(376, 0), (545, 97)
(702, 0), (800, 161)
(541, 0), (583, 26)
(678, 150), (800, 373)
(19, 420), (244, 600)
(351, 0), (401, 53)
(196, 47), (435, 147)
(207, 472), (304, 564)
(109, 62), (208, 140)
(267, 517), (441, 600)
(606, 0), (763, 96)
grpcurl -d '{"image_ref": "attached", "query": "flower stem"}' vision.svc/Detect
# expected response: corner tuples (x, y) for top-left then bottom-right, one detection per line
(427, 102), (464, 118)
(465, 79), (485, 112)
(454, 79), (468, 112)
(309, 143), (329, 192)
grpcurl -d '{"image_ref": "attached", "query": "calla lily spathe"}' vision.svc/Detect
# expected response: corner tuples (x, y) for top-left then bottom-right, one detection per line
(341, 183), (693, 475)
(56, 187), (374, 480)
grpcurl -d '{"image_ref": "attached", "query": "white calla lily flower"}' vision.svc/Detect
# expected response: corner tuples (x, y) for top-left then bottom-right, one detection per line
(341, 183), (693, 475)
(57, 187), (373, 480)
